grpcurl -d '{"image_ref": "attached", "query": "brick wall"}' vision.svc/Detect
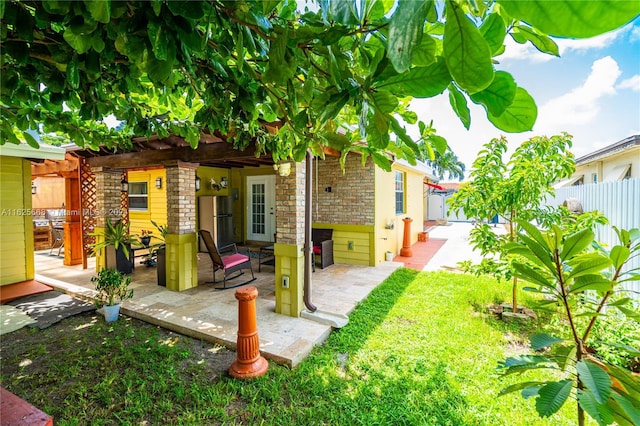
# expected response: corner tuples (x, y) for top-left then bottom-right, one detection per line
(93, 167), (124, 227)
(314, 155), (375, 226)
(165, 164), (196, 234)
(275, 161), (306, 245)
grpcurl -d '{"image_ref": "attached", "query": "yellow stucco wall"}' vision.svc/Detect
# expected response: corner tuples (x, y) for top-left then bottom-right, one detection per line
(127, 169), (167, 241)
(373, 163), (425, 265)
(0, 157), (34, 285)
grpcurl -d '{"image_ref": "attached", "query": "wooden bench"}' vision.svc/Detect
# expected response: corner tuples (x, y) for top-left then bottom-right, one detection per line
(1, 387), (53, 426)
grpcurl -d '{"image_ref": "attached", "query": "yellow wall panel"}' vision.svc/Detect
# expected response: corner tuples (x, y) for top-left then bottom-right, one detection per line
(0, 156), (33, 285)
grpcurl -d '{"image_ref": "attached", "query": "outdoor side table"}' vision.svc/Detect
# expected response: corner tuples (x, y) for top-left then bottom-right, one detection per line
(258, 245), (275, 272)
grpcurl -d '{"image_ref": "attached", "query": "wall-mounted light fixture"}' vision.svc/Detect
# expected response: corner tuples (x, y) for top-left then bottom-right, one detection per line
(273, 162), (292, 177)
(195, 175), (201, 191)
(155, 177), (162, 189)
(31, 181), (37, 195)
(210, 176), (229, 191)
(121, 178), (129, 193)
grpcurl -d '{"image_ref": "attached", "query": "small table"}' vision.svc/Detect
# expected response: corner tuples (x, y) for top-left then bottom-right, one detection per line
(258, 245), (275, 272)
(131, 243), (163, 268)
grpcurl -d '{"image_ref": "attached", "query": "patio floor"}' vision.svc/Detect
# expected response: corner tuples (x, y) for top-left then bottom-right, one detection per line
(33, 249), (403, 368)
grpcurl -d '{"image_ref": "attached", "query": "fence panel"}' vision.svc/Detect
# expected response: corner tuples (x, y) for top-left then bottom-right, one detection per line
(543, 177), (640, 298)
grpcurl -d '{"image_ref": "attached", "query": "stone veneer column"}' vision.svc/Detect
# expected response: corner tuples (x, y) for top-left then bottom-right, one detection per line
(164, 161), (198, 291)
(92, 167), (125, 271)
(274, 160), (306, 317)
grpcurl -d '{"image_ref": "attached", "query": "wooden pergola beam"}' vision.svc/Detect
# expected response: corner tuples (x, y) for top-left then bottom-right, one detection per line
(85, 141), (266, 169)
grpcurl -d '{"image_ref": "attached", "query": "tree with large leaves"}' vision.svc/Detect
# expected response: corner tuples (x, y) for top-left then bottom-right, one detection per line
(499, 222), (640, 426)
(1, 1), (638, 167)
(448, 133), (576, 311)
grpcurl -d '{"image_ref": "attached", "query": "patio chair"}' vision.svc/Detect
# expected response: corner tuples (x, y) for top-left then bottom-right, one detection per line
(312, 228), (334, 271)
(198, 230), (255, 289)
(49, 220), (64, 256)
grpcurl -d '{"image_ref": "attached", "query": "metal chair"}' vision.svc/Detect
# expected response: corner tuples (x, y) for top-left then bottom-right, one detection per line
(49, 221), (64, 256)
(198, 230), (255, 289)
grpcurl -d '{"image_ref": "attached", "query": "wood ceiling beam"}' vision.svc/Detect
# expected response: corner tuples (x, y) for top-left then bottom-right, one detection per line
(86, 141), (261, 169)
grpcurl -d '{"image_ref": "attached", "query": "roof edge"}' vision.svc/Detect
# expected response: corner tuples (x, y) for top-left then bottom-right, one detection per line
(575, 135), (640, 165)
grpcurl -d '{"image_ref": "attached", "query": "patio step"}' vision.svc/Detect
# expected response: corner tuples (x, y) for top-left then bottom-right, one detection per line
(301, 309), (349, 328)
(1, 387), (53, 426)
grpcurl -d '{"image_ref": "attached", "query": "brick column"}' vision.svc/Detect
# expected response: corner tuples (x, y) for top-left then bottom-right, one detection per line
(274, 160), (306, 317)
(92, 167), (125, 271)
(164, 161), (198, 291)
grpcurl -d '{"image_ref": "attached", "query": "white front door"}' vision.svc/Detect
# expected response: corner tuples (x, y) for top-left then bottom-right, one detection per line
(246, 175), (276, 242)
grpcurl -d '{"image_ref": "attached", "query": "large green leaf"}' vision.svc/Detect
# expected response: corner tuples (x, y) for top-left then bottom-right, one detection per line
(444, 2), (493, 94)
(610, 246), (631, 270)
(148, 20), (169, 61)
(515, 234), (555, 273)
(448, 84), (470, 129)
(567, 253), (612, 280)
(498, 0), (640, 39)
(479, 13), (507, 56)
(63, 29), (93, 54)
(578, 389), (615, 425)
(470, 71), (516, 117)
(512, 262), (556, 291)
(511, 25), (559, 56)
(577, 360), (612, 404)
(530, 333), (564, 351)
(371, 90), (398, 114)
(375, 59), (451, 98)
(488, 87), (537, 132)
(84, 0), (111, 24)
(612, 393), (640, 425)
(412, 36), (437, 67)
(570, 275), (613, 294)
(560, 228), (594, 261)
(388, 0), (431, 73)
(535, 380), (573, 417)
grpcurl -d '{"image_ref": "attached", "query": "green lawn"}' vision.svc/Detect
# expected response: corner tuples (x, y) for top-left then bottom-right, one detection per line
(1, 269), (581, 425)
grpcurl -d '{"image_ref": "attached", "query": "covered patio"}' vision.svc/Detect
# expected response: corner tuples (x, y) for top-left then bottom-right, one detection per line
(34, 250), (401, 367)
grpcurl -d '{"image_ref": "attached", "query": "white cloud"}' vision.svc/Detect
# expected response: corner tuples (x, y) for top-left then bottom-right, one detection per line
(630, 25), (640, 43)
(498, 24), (632, 63)
(555, 30), (622, 54)
(535, 56), (621, 130)
(617, 75), (640, 91)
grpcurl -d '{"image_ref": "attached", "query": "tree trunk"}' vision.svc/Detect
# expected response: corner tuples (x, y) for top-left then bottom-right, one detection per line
(512, 276), (518, 313)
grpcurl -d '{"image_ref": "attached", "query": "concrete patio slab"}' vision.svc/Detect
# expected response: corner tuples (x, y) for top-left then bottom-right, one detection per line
(33, 250), (403, 368)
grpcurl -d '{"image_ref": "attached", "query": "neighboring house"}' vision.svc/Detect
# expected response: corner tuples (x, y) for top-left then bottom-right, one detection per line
(0, 143), (65, 286)
(556, 135), (639, 187)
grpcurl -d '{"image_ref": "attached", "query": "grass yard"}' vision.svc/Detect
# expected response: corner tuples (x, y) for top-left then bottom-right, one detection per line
(1, 269), (581, 425)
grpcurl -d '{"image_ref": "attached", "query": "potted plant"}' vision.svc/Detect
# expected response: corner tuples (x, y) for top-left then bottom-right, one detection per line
(151, 220), (168, 286)
(91, 268), (134, 322)
(90, 219), (136, 274)
(139, 229), (153, 247)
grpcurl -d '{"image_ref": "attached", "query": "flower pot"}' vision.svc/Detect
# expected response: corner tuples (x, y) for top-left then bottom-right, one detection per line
(115, 244), (133, 275)
(140, 236), (151, 247)
(103, 304), (120, 322)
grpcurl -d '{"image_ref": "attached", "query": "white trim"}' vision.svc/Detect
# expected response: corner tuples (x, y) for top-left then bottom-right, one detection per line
(0, 143), (65, 160)
(554, 174), (584, 189)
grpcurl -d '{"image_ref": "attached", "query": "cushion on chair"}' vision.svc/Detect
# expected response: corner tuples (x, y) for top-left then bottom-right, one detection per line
(222, 253), (250, 268)
(313, 246), (321, 255)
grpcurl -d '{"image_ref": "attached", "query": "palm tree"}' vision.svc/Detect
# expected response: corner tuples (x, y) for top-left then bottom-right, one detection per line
(427, 149), (466, 181)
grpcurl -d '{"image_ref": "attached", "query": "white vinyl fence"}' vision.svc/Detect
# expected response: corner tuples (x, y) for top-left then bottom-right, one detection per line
(543, 177), (640, 298)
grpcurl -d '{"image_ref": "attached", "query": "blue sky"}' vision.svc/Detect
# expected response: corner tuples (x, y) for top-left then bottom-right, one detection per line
(412, 20), (640, 181)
